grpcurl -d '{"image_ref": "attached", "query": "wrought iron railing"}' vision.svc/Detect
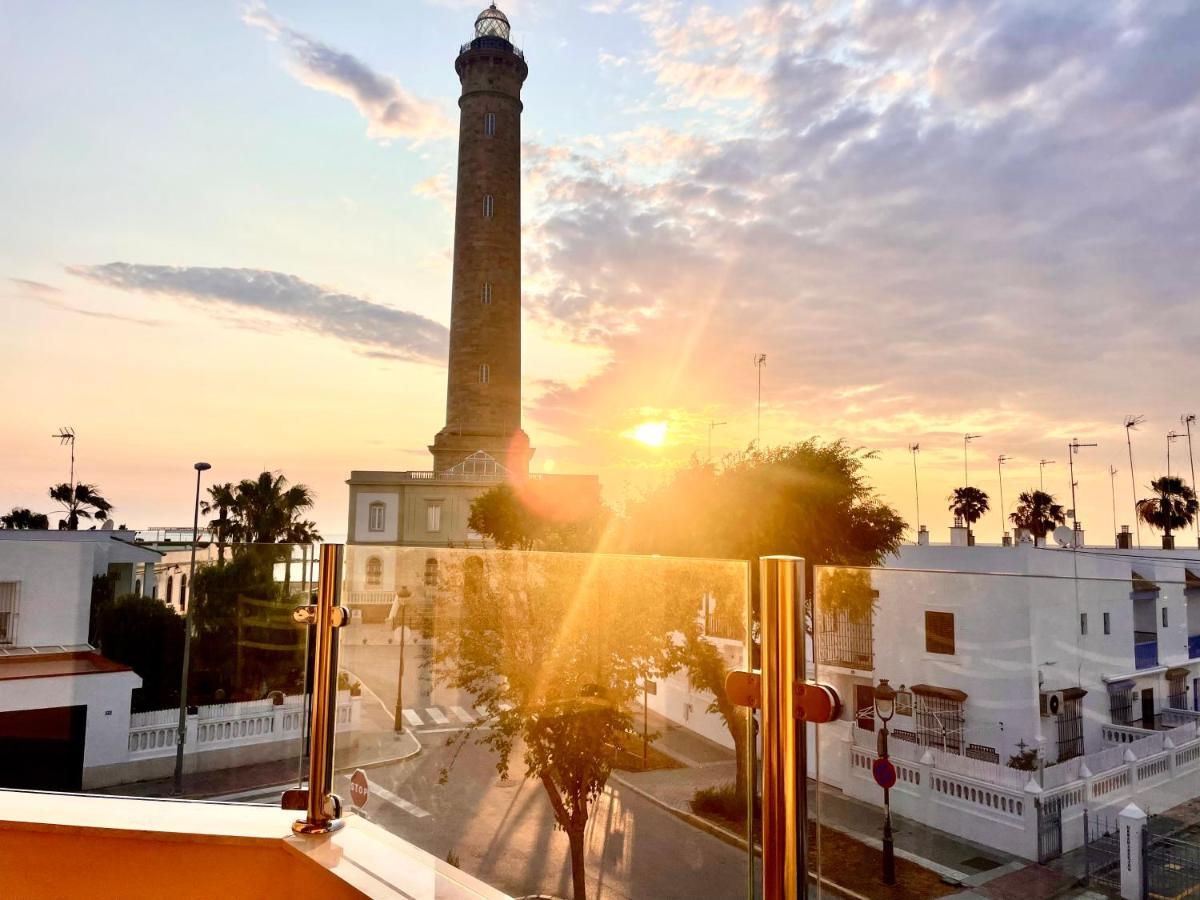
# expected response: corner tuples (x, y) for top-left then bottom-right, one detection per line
(815, 610), (873, 670)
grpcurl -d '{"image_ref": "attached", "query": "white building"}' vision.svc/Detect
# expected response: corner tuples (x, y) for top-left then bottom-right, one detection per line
(0, 531), (158, 790)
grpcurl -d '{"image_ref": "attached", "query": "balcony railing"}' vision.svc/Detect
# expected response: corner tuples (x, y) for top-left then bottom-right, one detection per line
(815, 610), (874, 670)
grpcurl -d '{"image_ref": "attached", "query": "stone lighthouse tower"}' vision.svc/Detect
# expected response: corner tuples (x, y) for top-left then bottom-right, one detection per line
(430, 4), (532, 476)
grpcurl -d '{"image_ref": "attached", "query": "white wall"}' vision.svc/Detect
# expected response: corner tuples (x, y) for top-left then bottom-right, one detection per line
(0, 541), (94, 646)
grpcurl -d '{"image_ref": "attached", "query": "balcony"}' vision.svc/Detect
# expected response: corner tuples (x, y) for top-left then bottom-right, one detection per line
(815, 609), (874, 670)
(1135, 631), (1159, 669)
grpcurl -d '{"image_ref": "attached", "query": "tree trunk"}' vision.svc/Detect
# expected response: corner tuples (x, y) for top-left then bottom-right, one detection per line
(567, 825), (588, 900)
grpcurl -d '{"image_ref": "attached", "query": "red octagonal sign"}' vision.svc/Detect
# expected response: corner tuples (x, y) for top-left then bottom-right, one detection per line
(350, 768), (370, 809)
(872, 757), (897, 790)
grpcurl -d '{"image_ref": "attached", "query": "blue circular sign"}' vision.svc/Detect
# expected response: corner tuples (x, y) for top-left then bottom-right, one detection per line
(872, 757), (897, 790)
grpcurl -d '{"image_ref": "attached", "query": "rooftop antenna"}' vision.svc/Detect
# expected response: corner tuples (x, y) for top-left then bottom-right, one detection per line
(1167, 430), (1182, 479)
(1039, 459), (1055, 492)
(997, 455), (1011, 540)
(1183, 414), (1198, 547)
(1124, 415), (1145, 548)
(753, 353), (767, 448)
(1109, 465), (1119, 545)
(1068, 438), (1098, 545)
(963, 433), (983, 486)
(51, 427), (76, 493)
(909, 443), (922, 542)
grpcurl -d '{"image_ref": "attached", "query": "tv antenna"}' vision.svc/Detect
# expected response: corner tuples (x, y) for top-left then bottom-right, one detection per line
(1124, 415), (1145, 548)
(1039, 459), (1055, 492)
(51, 427), (77, 492)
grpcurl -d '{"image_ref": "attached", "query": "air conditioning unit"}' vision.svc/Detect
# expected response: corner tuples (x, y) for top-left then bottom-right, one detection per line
(1040, 690), (1065, 718)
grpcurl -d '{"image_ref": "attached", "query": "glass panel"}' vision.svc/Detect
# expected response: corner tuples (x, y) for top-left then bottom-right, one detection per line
(334, 545), (756, 899)
(0, 538), (315, 802)
(811, 561), (1200, 899)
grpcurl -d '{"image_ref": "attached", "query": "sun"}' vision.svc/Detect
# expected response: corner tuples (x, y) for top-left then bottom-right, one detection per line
(627, 421), (668, 447)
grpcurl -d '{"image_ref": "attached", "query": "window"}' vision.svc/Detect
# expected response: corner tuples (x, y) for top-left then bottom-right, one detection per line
(925, 611), (955, 655)
(1168, 672), (1187, 709)
(483, 194), (494, 217)
(914, 690), (965, 753)
(166, 575), (174, 605)
(854, 684), (875, 732)
(1057, 696), (1084, 760)
(895, 689), (913, 717)
(424, 558), (439, 588)
(481, 282), (492, 304)
(484, 111), (496, 136)
(366, 556), (382, 587)
(180, 574), (187, 611)
(368, 501), (386, 533)
(1103, 612), (1111, 634)
(1080, 613), (1088, 635)
(479, 363), (490, 384)
(0, 582), (18, 645)
(1110, 688), (1133, 725)
(426, 503), (442, 533)
(134, 578), (142, 596)
(1163, 607), (1169, 628)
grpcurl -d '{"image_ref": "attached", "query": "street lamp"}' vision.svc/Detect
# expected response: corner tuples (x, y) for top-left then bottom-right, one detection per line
(393, 586), (412, 733)
(174, 461), (211, 795)
(874, 678), (897, 886)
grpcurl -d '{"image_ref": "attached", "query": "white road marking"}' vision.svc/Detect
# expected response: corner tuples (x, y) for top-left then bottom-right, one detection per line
(402, 709), (423, 727)
(450, 705), (475, 724)
(369, 782), (430, 818)
(426, 707), (450, 725)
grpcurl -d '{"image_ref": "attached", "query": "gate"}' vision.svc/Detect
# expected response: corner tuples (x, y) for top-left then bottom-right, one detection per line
(1146, 831), (1200, 899)
(1085, 811), (1122, 895)
(1037, 795), (1064, 863)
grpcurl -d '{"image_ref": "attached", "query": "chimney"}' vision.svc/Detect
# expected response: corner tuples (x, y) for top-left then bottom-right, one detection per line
(1073, 522), (1085, 548)
(1015, 528), (1033, 544)
(917, 526), (930, 546)
(950, 515), (969, 547)
(1002, 531), (1012, 547)
(1116, 525), (1132, 550)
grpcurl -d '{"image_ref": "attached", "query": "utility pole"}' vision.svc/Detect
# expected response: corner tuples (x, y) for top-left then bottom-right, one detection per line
(909, 444), (921, 542)
(753, 353), (767, 447)
(964, 433), (982, 486)
(1109, 465), (1119, 545)
(1068, 439), (1098, 545)
(1184, 414), (1197, 547)
(1125, 415), (1145, 548)
(708, 420), (726, 462)
(998, 455), (1010, 540)
(1039, 459), (1055, 492)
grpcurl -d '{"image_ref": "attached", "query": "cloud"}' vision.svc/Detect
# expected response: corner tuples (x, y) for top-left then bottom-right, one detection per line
(9, 277), (161, 327)
(69, 264), (448, 365)
(243, 2), (452, 142)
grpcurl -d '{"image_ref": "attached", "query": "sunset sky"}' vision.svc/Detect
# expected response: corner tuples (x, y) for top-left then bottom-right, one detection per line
(2, 0), (1198, 543)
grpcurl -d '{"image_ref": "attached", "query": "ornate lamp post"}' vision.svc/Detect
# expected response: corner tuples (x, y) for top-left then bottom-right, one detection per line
(874, 678), (898, 886)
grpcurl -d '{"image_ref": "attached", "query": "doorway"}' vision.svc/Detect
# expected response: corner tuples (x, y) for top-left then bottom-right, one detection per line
(0, 705), (87, 792)
(1140, 687), (1155, 729)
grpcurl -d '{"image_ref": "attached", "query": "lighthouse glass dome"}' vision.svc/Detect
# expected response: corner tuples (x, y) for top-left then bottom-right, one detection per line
(475, 4), (511, 40)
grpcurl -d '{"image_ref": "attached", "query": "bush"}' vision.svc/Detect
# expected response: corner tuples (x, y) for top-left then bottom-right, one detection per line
(691, 783), (760, 824)
(1008, 748), (1038, 771)
(97, 593), (184, 711)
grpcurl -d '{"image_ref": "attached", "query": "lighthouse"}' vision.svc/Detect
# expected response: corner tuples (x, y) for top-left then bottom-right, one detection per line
(430, 4), (532, 476)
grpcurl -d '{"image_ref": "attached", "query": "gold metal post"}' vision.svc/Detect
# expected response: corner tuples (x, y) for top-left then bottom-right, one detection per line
(760, 556), (805, 900)
(292, 543), (348, 835)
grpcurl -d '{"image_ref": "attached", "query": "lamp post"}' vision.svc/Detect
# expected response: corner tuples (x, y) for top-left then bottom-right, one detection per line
(393, 586), (412, 732)
(1125, 415), (1145, 548)
(997, 454), (1010, 541)
(874, 678), (897, 886)
(174, 461), (211, 795)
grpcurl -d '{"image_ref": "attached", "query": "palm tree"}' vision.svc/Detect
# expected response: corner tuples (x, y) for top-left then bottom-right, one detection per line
(230, 471), (316, 545)
(1, 507), (50, 530)
(1009, 490), (1066, 547)
(283, 519), (322, 596)
(948, 486), (990, 543)
(1136, 476), (1198, 549)
(48, 482), (113, 530)
(200, 482), (238, 562)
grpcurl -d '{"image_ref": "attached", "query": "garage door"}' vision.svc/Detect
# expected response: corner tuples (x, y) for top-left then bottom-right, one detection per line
(0, 705), (87, 792)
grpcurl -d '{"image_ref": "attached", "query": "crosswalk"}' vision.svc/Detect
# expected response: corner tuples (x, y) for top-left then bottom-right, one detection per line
(401, 705), (489, 731)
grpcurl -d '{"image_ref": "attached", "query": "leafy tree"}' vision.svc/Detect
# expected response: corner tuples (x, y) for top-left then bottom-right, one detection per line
(226, 471), (316, 545)
(200, 482), (238, 562)
(0, 507), (49, 529)
(96, 594), (185, 711)
(1009, 490), (1066, 547)
(468, 481), (607, 551)
(48, 482), (113, 530)
(468, 483), (545, 549)
(947, 486), (989, 542)
(436, 551), (728, 900)
(1137, 476), (1199, 548)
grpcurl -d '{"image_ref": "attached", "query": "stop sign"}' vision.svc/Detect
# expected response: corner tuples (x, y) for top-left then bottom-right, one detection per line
(349, 769), (370, 809)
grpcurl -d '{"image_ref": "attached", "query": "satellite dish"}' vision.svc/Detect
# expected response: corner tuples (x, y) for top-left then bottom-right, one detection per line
(1053, 525), (1075, 547)
(100, 519), (115, 531)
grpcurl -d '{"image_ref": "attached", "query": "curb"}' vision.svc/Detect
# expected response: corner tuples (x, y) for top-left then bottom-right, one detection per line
(610, 773), (870, 900)
(337, 731), (424, 773)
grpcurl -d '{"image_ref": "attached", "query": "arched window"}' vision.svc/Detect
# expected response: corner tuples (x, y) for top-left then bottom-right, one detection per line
(479, 363), (490, 384)
(180, 574), (187, 610)
(484, 112), (496, 137)
(368, 501), (386, 532)
(366, 556), (382, 587)
(166, 575), (174, 605)
(481, 282), (492, 304)
(134, 579), (142, 596)
(424, 558), (438, 587)
(483, 194), (494, 218)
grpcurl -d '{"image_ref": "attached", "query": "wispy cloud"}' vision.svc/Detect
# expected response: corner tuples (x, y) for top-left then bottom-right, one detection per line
(69, 264), (448, 365)
(243, 1), (452, 142)
(10, 277), (161, 327)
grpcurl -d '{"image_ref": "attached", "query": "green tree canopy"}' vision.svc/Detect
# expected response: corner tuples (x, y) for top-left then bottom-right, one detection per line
(1009, 490), (1066, 546)
(48, 482), (113, 530)
(468, 480), (607, 552)
(96, 594), (184, 711)
(1, 507), (49, 529)
(1137, 476), (1199, 541)
(948, 486), (989, 537)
